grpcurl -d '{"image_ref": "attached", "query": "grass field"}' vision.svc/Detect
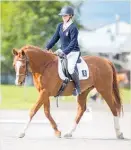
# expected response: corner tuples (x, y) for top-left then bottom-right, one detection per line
(0, 85), (131, 109)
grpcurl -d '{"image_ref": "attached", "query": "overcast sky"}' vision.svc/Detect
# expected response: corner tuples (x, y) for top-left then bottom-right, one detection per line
(78, 0), (130, 29)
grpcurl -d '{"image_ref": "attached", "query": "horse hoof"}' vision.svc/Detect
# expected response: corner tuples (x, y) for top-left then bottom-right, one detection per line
(19, 132), (25, 138)
(55, 131), (61, 138)
(117, 133), (124, 139)
(64, 133), (72, 138)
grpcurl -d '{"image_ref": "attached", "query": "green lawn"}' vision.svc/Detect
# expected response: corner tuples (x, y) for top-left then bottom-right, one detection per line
(0, 85), (130, 109)
(0, 85), (38, 109)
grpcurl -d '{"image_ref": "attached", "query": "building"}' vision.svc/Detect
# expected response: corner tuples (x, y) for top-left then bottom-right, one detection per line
(78, 21), (131, 71)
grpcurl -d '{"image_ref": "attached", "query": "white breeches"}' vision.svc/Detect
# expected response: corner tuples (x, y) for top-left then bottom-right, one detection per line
(67, 51), (80, 74)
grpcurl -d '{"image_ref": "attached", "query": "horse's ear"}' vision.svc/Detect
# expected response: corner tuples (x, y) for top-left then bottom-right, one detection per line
(21, 50), (25, 56)
(12, 48), (18, 56)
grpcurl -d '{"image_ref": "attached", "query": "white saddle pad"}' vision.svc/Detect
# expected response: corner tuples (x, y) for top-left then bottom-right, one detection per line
(58, 57), (89, 80)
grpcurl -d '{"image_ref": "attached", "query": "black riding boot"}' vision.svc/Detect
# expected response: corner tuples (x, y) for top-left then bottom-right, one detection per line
(70, 70), (81, 96)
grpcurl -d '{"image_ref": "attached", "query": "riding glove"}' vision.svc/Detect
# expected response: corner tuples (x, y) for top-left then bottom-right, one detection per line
(54, 49), (66, 58)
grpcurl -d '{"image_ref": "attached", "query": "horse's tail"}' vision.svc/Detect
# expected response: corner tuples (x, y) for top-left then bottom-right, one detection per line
(108, 61), (123, 116)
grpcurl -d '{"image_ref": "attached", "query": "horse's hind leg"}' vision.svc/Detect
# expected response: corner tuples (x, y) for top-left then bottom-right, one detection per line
(64, 88), (92, 138)
(97, 88), (124, 139)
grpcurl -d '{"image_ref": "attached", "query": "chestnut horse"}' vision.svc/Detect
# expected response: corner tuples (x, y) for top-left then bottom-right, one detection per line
(90, 72), (129, 101)
(12, 45), (124, 139)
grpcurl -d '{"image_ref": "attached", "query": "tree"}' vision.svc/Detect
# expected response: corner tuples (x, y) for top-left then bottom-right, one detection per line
(1, 1), (76, 73)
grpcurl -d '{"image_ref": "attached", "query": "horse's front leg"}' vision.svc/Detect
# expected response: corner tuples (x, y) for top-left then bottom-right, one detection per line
(64, 91), (88, 138)
(19, 89), (47, 138)
(43, 98), (61, 138)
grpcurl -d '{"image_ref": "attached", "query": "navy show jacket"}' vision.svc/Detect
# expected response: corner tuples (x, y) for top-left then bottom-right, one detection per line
(46, 22), (80, 55)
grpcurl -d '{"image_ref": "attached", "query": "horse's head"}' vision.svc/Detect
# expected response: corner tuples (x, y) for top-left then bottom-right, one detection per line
(12, 48), (28, 86)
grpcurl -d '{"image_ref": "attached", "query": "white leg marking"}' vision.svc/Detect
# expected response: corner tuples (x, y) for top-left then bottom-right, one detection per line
(19, 118), (31, 138)
(114, 116), (124, 139)
(69, 123), (78, 134)
(64, 123), (78, 138)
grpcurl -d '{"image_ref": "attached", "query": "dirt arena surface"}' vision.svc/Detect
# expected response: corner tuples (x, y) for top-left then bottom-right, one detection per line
(0, 101), (131, 150)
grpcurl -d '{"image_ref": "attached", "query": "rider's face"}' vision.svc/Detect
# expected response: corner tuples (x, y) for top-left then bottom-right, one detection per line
(62, 15), (71, 23)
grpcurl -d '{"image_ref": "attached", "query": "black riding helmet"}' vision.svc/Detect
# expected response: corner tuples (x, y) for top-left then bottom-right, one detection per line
(58, 6), (74, 16)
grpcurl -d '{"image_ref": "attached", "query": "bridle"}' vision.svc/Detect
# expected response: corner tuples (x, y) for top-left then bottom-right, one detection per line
(16, 55), (29, 78)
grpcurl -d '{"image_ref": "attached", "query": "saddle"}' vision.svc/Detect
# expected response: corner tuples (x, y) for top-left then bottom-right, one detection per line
(55, 56), (89, 97)
(58, 56), (89, 81)
(60, 57), (81, 79)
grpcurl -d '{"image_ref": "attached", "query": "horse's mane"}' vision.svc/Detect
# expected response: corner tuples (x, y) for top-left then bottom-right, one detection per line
(20, 45), (42, 52)
(19, 45), (57, 71)
(20, 45), (56, 59)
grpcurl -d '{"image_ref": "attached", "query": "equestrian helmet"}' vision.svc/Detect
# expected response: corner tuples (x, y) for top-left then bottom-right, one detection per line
(58, 6), (74, 16)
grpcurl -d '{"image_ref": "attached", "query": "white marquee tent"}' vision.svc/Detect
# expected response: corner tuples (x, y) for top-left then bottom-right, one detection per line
(78, 22), (131, 53)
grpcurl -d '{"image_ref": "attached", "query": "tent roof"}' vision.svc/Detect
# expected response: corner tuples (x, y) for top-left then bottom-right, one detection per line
(78, 22), (131, 53)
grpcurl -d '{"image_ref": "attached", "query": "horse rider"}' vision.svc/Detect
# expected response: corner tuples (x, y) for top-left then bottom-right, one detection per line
(45, 6), (81, 95)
